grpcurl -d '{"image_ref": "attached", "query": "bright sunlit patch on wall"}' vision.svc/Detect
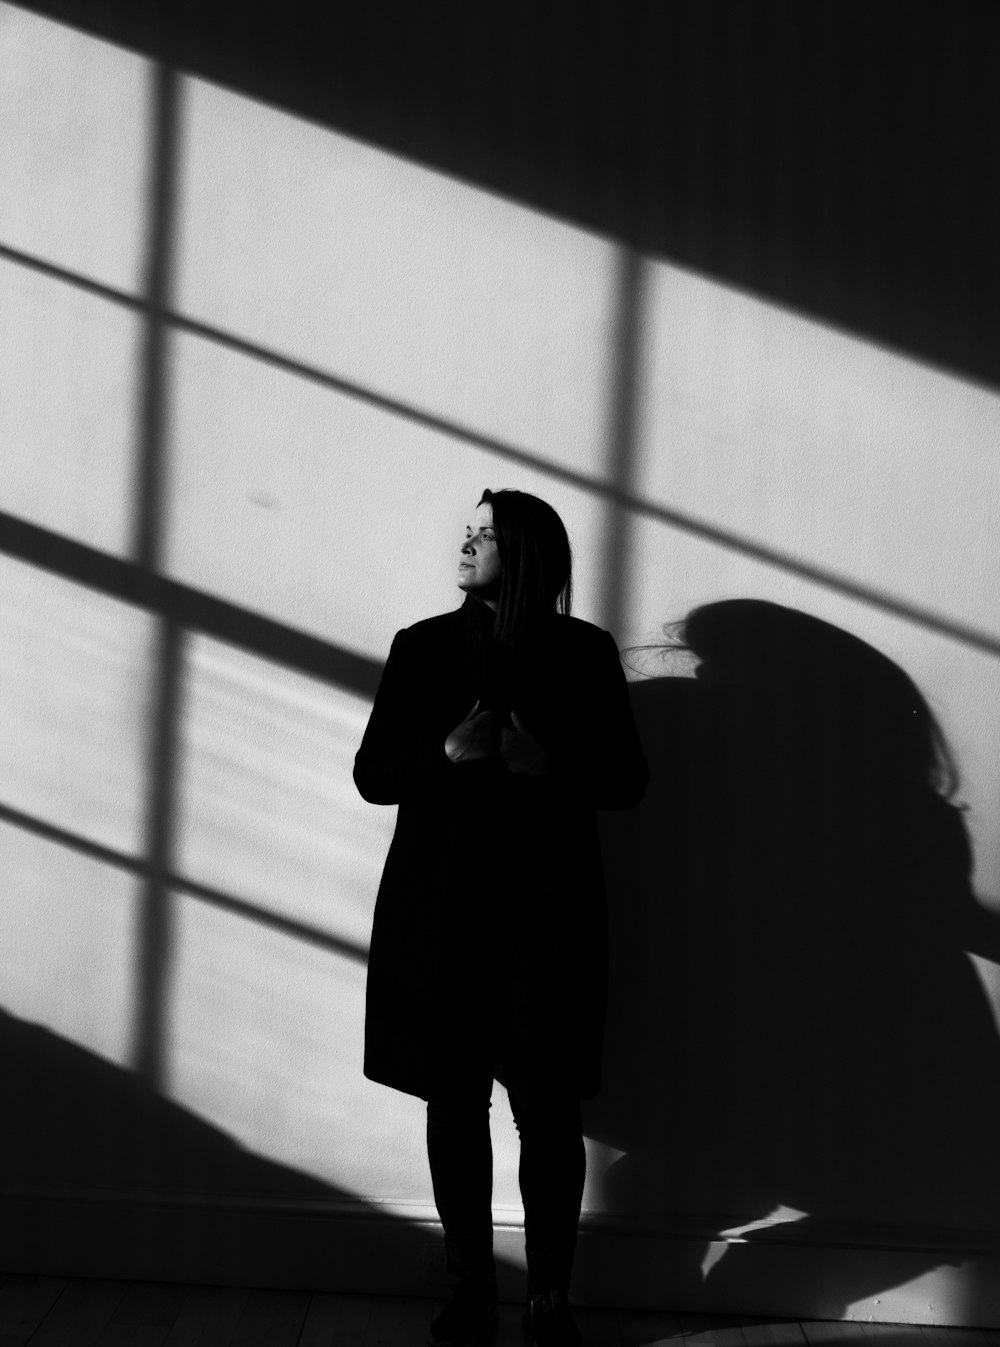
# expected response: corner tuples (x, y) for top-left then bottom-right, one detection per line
(0, 2), (149, 292)
(0, 258), (144, 554)
(0, 821), (139, 1069)
(168, 892), (416, 1194)
(164, 327), (612, 656)
(174, 74), (619, 478)
(175, 633), (390, 945)
(633, 258), (1000, 634)
(0, 555), (155, 854)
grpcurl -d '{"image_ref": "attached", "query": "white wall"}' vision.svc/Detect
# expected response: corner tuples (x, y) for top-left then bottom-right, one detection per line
(2, 4), (1000, 1319)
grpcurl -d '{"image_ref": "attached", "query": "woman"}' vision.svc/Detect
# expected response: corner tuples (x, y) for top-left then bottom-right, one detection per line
(354, 489), (648, 1347)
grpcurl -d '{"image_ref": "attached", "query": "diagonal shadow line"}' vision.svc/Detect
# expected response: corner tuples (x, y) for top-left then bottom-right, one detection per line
(0, 240), (146, 312)
(0, 511), (383, 698)
(174, 874), (369, 965)
(0, 798), (143, 877)
(0, 798), (369, 965)
(3, 241), (1000, 659)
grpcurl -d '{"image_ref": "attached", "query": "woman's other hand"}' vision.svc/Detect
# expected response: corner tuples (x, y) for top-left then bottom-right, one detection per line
(500, 709), (549, 777)
(444, 702), (499, 764)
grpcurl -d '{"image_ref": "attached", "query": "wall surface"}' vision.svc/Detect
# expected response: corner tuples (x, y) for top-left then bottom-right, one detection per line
(3, 0), (1000, 1326)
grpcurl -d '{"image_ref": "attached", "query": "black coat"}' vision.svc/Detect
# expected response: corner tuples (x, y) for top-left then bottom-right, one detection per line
(354, 595), (648, 1100)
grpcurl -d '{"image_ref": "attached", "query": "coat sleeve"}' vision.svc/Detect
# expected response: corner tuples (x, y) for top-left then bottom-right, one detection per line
(353, 628), (464, 805)
(543, 630), (649, 811)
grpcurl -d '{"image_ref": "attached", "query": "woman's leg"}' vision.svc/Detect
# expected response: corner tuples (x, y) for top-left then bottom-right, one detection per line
(426, 1076), (496, 1282)
(504, 1062), (586, 1297)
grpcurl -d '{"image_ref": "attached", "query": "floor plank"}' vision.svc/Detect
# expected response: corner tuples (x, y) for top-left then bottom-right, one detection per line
(25, 1279), (129, 1347)
(859, 1326), (929, 1347)
(574, 1305), (622, 1347)
(800, 1323), (869, 1346)
(921, 1331), (989, 1347)
(228, 1289), (310, 1347)
(492, 1300), (522, 1342)
(682, 1313), (749, 1346)
(741, 1322), (808, 1347)
(92, 1325), (173, 1347)
(0, 1277), (69, 1347)
(1, 1279), (995, 1347)
(297, 1293), (373, 1347)
(108, 1283), (187, 1330)
(617, 1307), (686, 1347)
(160, 1287), (249, 1347)
(493, 1300), (525, 1346)
(366, 1296), (438, 1347)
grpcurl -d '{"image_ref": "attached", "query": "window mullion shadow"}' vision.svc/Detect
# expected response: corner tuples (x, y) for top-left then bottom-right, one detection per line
(132, 59), (182, 1092)
(598, 245), (645, 639)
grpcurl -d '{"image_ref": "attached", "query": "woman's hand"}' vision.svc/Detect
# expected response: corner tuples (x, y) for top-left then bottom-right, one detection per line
(444, 702), (499, 764)
(499, 709), (549, 777)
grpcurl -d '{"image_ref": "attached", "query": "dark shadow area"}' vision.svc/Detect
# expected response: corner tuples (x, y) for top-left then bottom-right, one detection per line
(12, 0), (1000, 392)
(590, 601), (1000, 1320)
(0, 1005), (502, 1294)
(0, 1005), (330, 1201)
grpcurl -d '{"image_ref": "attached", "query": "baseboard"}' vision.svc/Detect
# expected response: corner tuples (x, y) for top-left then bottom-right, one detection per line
(2, 1190), (999, 1328)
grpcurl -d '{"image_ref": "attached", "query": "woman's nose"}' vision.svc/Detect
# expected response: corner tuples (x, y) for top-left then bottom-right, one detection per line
(461, 539), (474, 555)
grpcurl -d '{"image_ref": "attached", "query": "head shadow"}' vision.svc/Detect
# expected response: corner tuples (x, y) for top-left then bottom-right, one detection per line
(587, 598), (1000, 1318)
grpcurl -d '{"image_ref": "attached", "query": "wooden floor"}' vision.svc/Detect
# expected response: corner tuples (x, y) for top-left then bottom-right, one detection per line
(2, 1277), (999, 1347)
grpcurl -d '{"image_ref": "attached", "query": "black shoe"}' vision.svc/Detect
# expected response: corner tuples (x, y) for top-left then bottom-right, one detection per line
(429, 1277), (498, 1347)
(522, 1289), (582, 1347)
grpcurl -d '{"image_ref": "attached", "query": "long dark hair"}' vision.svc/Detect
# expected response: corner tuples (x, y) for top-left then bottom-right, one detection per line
(478, 489), (572, 646)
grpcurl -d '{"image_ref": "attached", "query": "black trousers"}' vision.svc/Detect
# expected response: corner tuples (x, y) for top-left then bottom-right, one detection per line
(425, 1059), (586, 1295)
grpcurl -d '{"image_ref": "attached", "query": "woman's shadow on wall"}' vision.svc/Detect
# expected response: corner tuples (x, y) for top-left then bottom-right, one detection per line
(588, 599), (1000, 1319)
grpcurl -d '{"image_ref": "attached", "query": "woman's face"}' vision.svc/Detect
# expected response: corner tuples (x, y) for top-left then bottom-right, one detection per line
(458, 502), (502, 600)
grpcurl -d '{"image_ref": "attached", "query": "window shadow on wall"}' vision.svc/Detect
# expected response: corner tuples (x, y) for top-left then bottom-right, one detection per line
(589, 600), (1000, 1321)
(16, 0), (1000, 394)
